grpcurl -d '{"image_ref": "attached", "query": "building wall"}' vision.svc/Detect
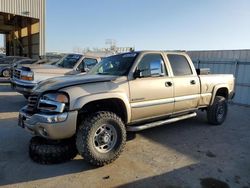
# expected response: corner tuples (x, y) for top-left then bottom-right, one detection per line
(0, 0), (43, 18)
(0, 0), (45, 56)
(188, 50), (250, 62)
(188, 50), (250, 106)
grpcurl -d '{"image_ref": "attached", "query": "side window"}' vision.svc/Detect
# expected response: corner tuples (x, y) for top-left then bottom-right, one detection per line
(137, 54), (167, 77)
(167, 54), (192, 76)
(78, 58), (98, 71)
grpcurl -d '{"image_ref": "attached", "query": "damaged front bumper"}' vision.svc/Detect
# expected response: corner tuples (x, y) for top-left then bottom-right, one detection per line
(18, 106), (78, 140)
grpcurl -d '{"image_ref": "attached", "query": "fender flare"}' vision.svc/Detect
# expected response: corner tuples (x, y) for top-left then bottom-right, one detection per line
(210, 84), (229, 105)
(72, 92), (131, 123)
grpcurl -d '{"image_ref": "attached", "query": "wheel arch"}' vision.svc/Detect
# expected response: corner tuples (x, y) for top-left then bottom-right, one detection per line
(74, 93), (131, 124)
(210, 84), (229, 105)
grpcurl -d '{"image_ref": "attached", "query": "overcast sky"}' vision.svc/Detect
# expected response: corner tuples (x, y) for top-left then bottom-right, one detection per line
(1, 0), (250, 53)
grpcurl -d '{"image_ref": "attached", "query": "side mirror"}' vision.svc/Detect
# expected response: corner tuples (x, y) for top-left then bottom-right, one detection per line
(77, 67), (86, 72)
(133, 69), (142, 79)
(85, 67), (90, 72)
(196, 68), (210, 75)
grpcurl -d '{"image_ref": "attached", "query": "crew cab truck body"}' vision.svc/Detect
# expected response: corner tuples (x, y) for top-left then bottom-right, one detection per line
(11, 53), (101, 98)
(19, 51), (235, 166)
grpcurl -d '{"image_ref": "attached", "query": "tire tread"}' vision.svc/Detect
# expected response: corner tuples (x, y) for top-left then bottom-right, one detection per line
(76, 111), (126, 166)
(207, 96), (227, 125)
(29, 136), (77, 164)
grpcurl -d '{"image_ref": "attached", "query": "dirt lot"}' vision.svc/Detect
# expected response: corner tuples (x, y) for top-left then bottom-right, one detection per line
(0, 83), (250, 188)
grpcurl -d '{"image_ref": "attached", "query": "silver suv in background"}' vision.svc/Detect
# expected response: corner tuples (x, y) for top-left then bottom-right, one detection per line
(11, 53), (101, 98)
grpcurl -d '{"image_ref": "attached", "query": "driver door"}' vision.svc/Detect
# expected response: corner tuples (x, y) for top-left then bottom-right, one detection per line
(129, 53), (174, 122)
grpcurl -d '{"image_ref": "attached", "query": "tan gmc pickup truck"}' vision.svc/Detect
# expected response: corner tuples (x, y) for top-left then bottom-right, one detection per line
(18, 51), (235, 166)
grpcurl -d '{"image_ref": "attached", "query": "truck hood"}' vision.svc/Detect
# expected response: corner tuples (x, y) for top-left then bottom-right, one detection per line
(33, 74), (118, 93)
(22, 64), (72, 74)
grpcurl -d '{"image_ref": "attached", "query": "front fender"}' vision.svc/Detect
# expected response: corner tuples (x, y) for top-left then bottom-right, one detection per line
(72, 92), (131, 123)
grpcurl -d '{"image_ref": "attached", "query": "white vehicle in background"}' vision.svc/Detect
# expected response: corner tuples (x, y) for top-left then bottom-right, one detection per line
(0, 56), (31, 77)
(11, 53), (101, 98)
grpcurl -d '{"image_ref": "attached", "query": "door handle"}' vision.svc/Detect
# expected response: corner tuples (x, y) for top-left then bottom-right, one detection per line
(165, 81), (173, 87)
(190, 80), (196, 85)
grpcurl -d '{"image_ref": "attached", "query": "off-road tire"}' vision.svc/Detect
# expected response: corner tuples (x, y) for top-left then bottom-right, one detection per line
(207, 96), (228, 125)
(76, 111), (126, 166)
(29, 136), (78, 164)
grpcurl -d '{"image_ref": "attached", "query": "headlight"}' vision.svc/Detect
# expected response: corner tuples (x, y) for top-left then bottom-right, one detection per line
(21, 71), (34, 81)
(38, 92), (69, 113)
(41, 93), (69, 103)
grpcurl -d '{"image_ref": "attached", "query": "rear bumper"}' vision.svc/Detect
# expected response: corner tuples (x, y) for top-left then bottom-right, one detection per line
(10, 78), (37, 95)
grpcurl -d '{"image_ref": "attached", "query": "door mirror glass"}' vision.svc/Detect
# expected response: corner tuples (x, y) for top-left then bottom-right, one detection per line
(150, 61), (163, 77)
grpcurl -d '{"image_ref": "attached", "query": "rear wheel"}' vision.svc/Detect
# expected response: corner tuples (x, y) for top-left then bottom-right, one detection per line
(2, 69), (10, 77)
(76, 111), (126, 166)
(207, 96), (228, 125)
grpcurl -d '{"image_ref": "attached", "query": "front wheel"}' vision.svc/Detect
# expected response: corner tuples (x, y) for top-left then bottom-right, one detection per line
(2, 69), (10, 77)
(207, 96), (228, 125)
(76, 111), (126, 166)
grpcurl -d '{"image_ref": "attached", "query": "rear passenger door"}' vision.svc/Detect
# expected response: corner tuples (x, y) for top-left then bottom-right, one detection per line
(167, 54), (200, 112)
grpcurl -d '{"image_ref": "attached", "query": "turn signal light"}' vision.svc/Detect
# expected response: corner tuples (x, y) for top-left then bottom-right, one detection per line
(21, 76), (33, 81)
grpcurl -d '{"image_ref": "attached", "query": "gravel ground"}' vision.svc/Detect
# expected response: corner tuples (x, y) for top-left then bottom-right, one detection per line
(0, 83), (250, 188)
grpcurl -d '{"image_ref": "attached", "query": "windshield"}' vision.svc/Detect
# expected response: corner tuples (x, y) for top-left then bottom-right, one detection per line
(55, 54), (82, 68)
(89, 53), (138, 76)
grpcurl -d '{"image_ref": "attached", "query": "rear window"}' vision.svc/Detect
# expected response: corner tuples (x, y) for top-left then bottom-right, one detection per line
(167, 54), (192, 76)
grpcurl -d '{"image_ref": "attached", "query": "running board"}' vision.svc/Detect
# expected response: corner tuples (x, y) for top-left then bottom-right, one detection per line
(126, 112), (197, 132)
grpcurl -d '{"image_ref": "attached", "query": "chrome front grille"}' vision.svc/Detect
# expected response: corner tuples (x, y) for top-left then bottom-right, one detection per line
(27, 94), (39, 113)
(14, 69), (21, 79)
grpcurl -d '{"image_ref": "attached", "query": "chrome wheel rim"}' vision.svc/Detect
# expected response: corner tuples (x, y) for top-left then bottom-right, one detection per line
(93, 124), (117, 153)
